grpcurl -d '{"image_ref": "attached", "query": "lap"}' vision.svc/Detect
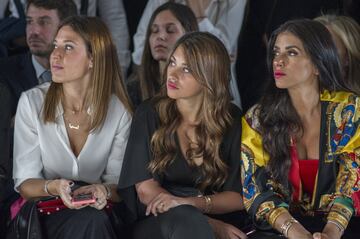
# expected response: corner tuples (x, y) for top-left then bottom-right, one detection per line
(132, 205), (215, 239)
(41, 206), (118, 239)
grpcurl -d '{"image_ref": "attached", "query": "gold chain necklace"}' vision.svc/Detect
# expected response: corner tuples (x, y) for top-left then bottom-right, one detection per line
(63, 108), (91, 130)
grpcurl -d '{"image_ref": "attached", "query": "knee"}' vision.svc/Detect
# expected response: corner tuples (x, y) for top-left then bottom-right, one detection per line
(159, 205), (213, 238)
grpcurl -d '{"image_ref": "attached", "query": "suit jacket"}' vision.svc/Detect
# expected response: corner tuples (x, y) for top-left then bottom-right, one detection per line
(0, 52), (37, 115)
(0, 81), (12, 202)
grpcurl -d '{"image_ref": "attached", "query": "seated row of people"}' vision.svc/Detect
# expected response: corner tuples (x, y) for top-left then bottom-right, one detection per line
(3, 15), (359, 239)
(1, 2), (360, 239)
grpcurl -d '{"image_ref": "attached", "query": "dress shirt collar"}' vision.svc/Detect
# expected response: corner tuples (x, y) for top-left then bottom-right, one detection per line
(31, 55), (49, 81)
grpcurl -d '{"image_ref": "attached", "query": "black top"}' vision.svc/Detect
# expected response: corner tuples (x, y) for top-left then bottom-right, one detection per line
(118, 99), (242, 222)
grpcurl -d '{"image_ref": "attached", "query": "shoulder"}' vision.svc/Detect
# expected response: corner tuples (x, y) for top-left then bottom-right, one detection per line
(22, 83), (49, 100)
(243, 104), (262, 132)
(21, 83), (49, 101)
(321, 90), (360, 105)
(110, 95), (128, 113)
(321, 90), (360, 120)
(16, 83), (49, 118)
(18, 83), (49, 109)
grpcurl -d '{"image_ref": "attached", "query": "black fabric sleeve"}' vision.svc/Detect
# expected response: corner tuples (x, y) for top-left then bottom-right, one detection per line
(221, 105), (242, 193)
(117, 100), (159, 222)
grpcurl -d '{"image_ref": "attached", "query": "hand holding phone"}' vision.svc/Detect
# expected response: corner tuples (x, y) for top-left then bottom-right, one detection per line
(71, 193), (96, 205)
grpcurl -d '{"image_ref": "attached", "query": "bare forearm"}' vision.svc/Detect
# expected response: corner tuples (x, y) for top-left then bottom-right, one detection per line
(186, 191), (243, 214)
(271, 211), (312, 239)
(19, 178), (54, 199)
(136, 179), (168, 205)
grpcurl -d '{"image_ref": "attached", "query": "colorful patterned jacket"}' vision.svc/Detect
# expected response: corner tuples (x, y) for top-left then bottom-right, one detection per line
(241, 91), (360, 229)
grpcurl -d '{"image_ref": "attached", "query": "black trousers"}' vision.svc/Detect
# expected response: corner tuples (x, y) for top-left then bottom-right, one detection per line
(131, 205), (215, 239)
(131, 205), (251, 239)
(41, 207), (118, 239)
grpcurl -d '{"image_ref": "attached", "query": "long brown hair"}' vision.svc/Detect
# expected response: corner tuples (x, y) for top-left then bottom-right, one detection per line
(43, 16), (133, 131)
(149, 32), (232, 191)
(139, 2), (198, 101)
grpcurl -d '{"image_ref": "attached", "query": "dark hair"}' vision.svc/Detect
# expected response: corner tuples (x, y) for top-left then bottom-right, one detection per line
(149, 32), (232, 192)
(139, 2), (198, 100)
(27, 0), (77, 21)
(258, 19), (348, 184)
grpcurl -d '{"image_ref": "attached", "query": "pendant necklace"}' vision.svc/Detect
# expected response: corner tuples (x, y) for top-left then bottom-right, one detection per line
(68, 122), (80, 130)
(65, 107), (80, 130)
(64, 108), (90, 131)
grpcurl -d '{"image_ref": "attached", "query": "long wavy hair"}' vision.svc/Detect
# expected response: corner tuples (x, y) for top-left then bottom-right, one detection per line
(43, 16), (133, 131)
(149, 32), (233, 191)
(139, 2), (198, 101)
(315, 14), (360, 95)
(258, 19), (348, 184)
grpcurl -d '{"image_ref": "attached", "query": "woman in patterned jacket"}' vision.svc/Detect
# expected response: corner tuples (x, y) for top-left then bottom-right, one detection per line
(241, 19), (360, 239)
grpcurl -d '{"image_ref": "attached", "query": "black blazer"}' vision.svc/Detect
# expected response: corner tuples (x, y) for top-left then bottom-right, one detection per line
(0, 82), (12, 202)
(0, 52), (37, 115)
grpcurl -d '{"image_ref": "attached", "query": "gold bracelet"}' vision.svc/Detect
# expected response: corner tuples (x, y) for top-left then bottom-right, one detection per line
(327, 220), (345, 235)
(202, 195), (212, 213)
(268, 207), (287, 227)
(44, 180), (57, 197)
(327, 211), (349, 230)
(103, 184), (112, 200)
(280, 218), (299, 237)
(330, 204), (353, 221)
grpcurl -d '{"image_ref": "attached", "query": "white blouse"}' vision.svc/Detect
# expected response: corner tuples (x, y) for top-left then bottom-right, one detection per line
(13, 83), (132, 190)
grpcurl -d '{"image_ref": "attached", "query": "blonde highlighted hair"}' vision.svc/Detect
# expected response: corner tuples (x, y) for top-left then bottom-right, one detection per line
(43, 16), (132, 131)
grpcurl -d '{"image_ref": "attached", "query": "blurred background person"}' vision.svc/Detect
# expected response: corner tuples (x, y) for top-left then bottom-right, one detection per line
(315, 14), (360, 95)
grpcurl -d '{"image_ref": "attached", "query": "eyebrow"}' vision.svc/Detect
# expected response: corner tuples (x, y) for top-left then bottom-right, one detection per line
(53, 39), (78, 45)
(26, 16), (52, 21)
(273, 45), (302, 51)
(153, 22), (178, 27)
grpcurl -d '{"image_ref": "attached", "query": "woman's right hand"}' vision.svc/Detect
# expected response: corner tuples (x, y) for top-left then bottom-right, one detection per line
(47, 179), (76, 209)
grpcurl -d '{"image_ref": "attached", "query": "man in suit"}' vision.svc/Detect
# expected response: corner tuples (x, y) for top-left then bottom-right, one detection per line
(0, 0), (77, 115)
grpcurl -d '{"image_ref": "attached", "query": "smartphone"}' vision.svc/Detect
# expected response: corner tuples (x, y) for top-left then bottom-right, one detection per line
(71, 193), (96, 205)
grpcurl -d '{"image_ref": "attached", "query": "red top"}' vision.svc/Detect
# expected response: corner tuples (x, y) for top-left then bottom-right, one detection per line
(298, 159), (319, 197)
(289, 140), (319, 201)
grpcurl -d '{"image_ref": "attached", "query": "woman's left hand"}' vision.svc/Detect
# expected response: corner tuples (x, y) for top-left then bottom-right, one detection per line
(146, 192), (187, 216)
(73, 184), (108, 210)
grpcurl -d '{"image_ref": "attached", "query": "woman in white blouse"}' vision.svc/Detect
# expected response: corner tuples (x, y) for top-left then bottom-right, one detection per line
(12, 16), (132, 238)
(132, 0), (247, 107)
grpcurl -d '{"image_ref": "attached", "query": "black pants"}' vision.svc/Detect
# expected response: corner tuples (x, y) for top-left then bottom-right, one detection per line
(132, 205), (216, 239)
(42, 207), (118, 239)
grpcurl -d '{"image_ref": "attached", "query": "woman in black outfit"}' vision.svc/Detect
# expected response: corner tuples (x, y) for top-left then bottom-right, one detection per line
(118, 32), (248, 239)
